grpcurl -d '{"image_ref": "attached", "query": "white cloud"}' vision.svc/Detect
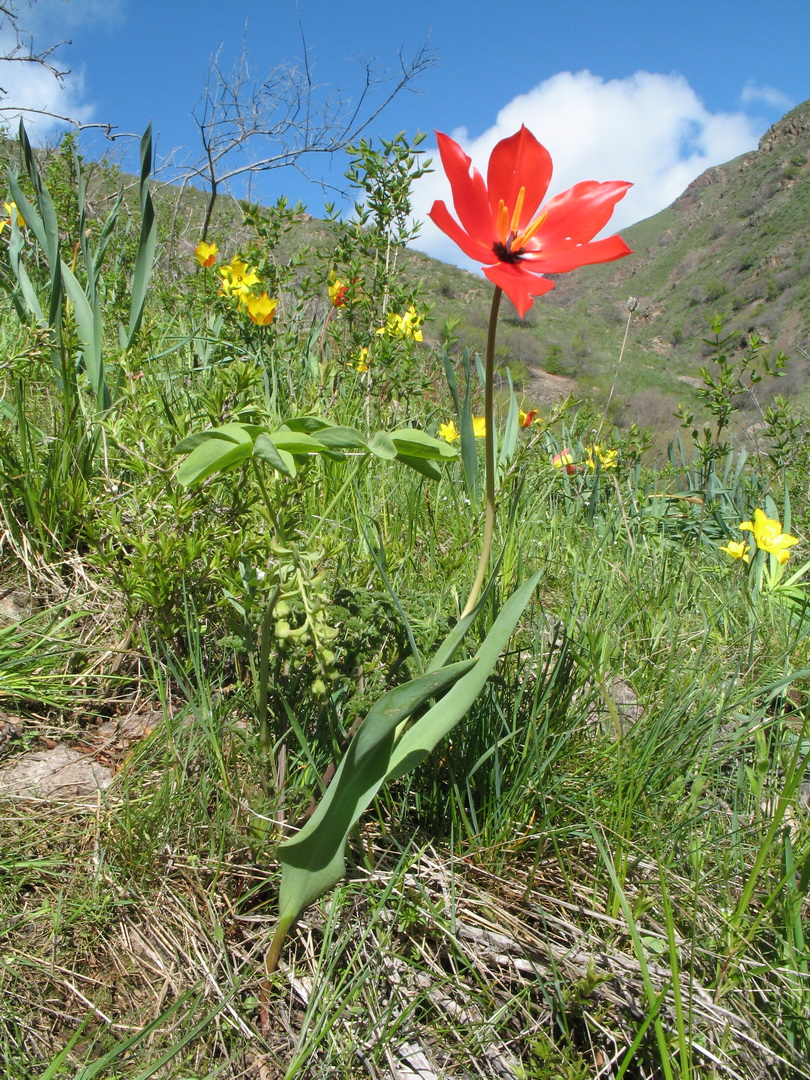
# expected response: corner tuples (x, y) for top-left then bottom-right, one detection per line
(0, 1), (106, 143)
(411, 70), (766, 270)
(740, 81), (794, 112)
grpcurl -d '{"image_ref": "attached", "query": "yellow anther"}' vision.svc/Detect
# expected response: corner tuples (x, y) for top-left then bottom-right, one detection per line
(509, 186), (526, 234)
(513, 211), (547, 251)
(497, 200), (510, 244)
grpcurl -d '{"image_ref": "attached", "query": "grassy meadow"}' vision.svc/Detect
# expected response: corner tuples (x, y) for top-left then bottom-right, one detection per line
(1, 125), (810, 1080)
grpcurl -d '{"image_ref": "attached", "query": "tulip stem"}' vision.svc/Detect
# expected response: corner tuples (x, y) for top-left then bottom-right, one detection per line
(461, 285), (502, 618)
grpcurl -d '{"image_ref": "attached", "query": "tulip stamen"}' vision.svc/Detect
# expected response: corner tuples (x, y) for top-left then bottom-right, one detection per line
(509, 187), (526, 235)
(513, 211), (547, 252)
(497, 200), (510, 245)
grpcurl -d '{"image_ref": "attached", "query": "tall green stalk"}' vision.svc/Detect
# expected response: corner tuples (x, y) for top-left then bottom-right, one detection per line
(461, 285), (502, 617)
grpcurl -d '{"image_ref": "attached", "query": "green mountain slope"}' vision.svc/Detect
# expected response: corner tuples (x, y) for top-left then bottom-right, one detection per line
(414, 99), (810, 429)
(14, 100), (807, 433)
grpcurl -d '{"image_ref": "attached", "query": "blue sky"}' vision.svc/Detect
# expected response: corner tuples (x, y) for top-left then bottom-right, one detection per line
(1, 0), (807, 266)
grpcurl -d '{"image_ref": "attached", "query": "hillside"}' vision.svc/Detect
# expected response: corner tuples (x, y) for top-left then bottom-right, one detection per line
(10, 100), (808, 434)
(541, 100), (809, 423)
(410, 99), (810, 430)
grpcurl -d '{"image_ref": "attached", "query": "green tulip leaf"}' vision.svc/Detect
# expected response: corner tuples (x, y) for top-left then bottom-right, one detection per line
(275, 572), (540, 933)
(276, 658), (476, 928)
(387, 572), (540, 780)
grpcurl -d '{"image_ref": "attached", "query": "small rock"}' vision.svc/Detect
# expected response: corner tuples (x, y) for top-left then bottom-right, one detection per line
(0, 744), (113, 801)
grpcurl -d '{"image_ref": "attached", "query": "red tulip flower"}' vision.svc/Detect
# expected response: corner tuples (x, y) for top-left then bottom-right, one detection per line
(428, 126), (632, 317)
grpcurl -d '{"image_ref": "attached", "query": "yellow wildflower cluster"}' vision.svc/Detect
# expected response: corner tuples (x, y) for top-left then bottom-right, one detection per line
(218, 256), (260, 300)
(376, 305), (424, 342)
(586, 444), (617, 470)
(196, 251), (279, 327)
(721, 509), (799, 566)
(438, 417), (486, 442)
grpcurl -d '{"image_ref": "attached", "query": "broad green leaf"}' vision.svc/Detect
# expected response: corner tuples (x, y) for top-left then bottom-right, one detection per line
(253, 434), (296, 477)
(388, 428), (458, 459)
(14, 123), (63, 332)
(172, 422), (261, 456)
(282, 415), (336, 433)
(6, 216), (44, 324)
(15, 122), (60, 266)
(272, 429), (345, 460)
(395, 453), (442, 481)
(127, 124), (158, 347)
(499, 370), (519, 468)
(276, 659), (476, 926)
(368, 430), (397, 460)
(60, 260), (108, 408)
(443, 350), (462, 417)
(307, 425), (369, 450)
(176, 438), (252, 486)
(275, 573), (540, 932)
(459, 351), (480, 504)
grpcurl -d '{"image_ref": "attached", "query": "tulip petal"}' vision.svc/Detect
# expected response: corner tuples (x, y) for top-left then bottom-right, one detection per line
(484, 261), (555, 317)
(486, 126), (552, 230)
(435, 131), (494, 243)
(428, 200), (496, 264)
(524, 234), (633, 274)
(527, 180), (633, 250)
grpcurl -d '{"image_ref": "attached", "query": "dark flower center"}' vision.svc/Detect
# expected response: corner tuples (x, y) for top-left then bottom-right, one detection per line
(493, 240), (524, 263)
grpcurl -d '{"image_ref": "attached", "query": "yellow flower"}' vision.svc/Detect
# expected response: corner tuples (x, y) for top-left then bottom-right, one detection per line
(472, 416), (486, 438)
(518, 408), (538, 428)
(218, 257), (260, 302)
(552, 449), (577, 474)
(328, 270), (349, 307)
(244, 292), (278, 326)
(3, 201), (24, 229)
(720, 539), (750, 563)
(353, 347), (369, 373)
(195, 240), (218, 267)
(739, 509), (798, 564)
(438, 419), (459, 442)
(376, 305), (424, 342)
(586, 444), (617, 470)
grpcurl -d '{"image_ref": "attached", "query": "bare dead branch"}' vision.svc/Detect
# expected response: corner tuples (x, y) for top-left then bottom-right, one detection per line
(0, 103), (139, 141)
(183, 30), (436, 240)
